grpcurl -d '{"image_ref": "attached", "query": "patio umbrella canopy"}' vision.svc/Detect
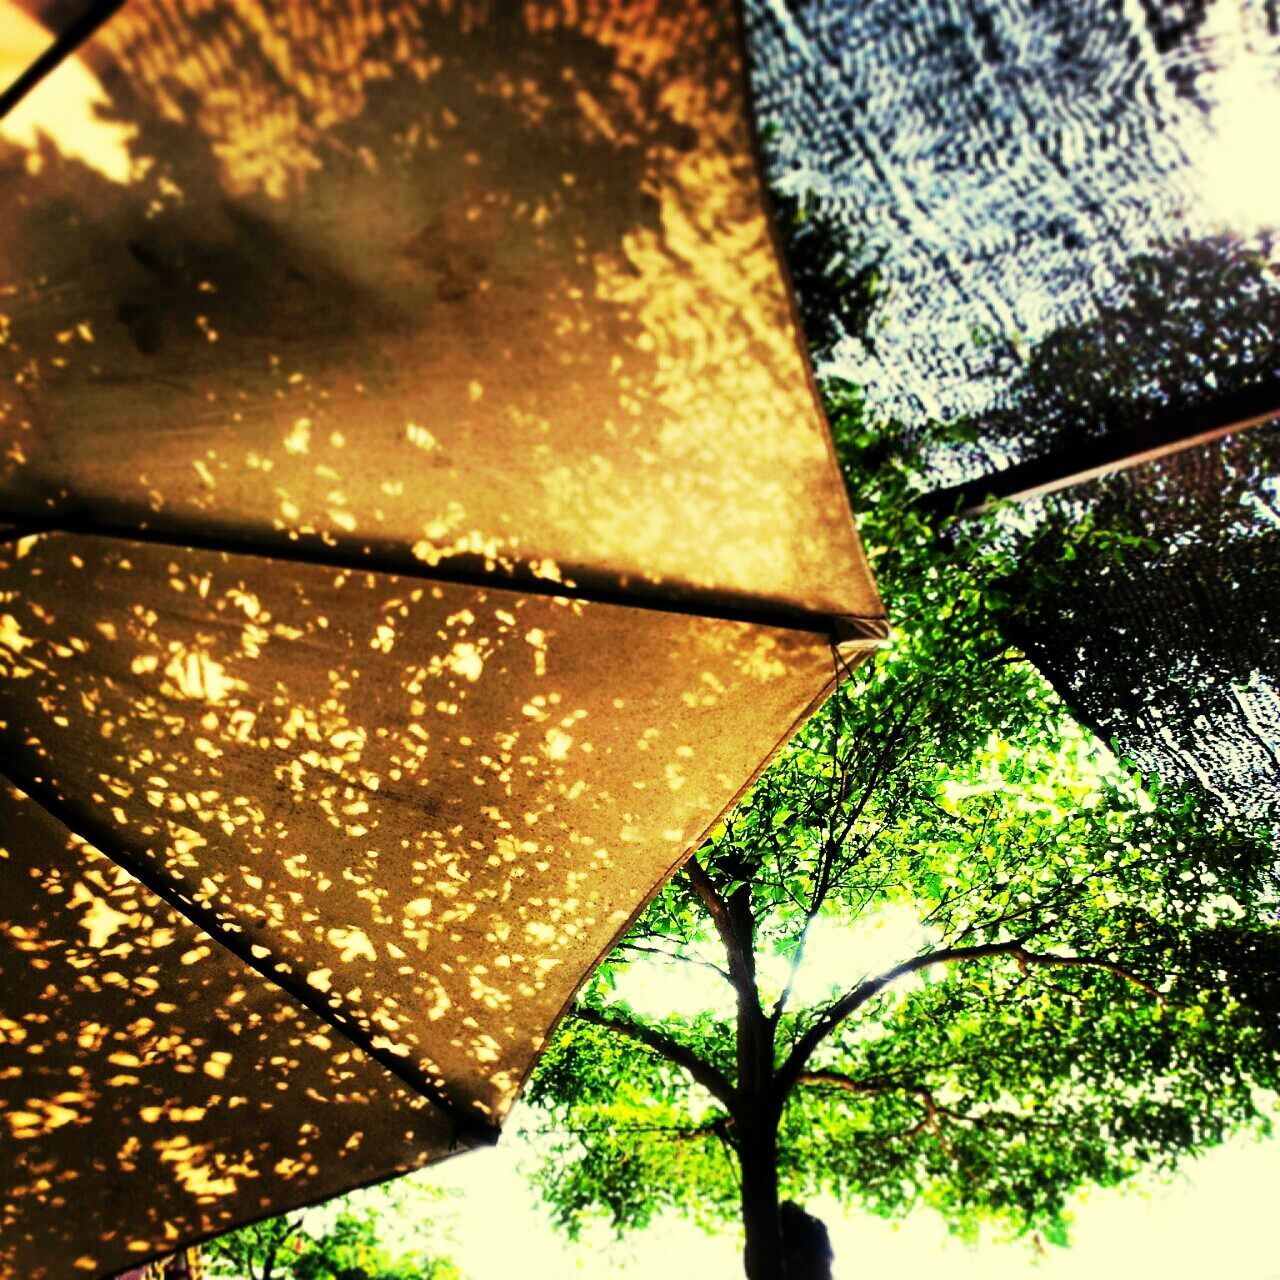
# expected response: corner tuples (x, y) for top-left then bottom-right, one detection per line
(0, 2), (885, 1275)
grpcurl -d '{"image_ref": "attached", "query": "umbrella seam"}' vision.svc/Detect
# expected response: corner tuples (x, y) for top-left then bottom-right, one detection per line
(0, 756), (502, 1149)
(0, 516), (890, 642)
(0, 0), (127, 119)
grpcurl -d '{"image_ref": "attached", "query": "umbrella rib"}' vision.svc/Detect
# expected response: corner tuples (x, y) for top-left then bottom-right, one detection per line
(0, 511), (886, 642)
(0, 0), (127, 119)
(0, 754), (502, 1149)
(921, 382), (1279, 516)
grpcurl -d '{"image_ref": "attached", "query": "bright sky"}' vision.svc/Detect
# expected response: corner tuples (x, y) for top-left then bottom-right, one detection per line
(377, 1118), (1280, 1280)
(0, 5), (135, 183)
(1193, 3), (1280, 234)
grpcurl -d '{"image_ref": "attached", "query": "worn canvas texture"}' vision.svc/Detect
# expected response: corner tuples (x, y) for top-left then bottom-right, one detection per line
(0, 3), (884, 1275)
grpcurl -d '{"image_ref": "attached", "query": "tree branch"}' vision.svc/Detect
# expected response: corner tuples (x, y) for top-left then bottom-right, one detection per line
(556, 1117), (731, 1139)
(772, 717), (917, 1026)
(771, 918), (817, 1025)
(796, 1069), (882, 1094)
(683, 854), (760, 1007)
(684, 855), (737, 953)
(573, 1005), (734, 1105)
(613, 940), (733, 985)
(1011, 947), (1163, 1000)
(684, 856), (772, 1102)
(776, 941), (1162, 1099)
(796, 1071), (961, 1155)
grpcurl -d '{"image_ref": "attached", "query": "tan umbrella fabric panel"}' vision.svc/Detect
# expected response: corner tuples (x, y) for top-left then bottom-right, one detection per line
(0, 784), (452, 1280)
(0, 530), (846, 1272)
(0, 0), (881, 628)
(0, 533), (842, 1105)
(0, 1), (888, 1273)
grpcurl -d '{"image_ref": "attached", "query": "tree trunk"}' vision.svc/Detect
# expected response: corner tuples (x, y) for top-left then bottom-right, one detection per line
(739, 1121), (785, 1280)
(779, 1201), (835, 1280)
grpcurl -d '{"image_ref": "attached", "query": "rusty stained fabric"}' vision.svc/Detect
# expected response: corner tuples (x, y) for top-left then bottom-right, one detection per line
(0, 2), (885, 1277)
(0, 0), (880, 623)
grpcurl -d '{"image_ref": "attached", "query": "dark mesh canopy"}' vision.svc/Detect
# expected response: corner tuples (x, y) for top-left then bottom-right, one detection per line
(1001, 426), (1280, 834)
(0, 3), (885, 1275)
(745, 0), (1280, 824)
(747, 0), (1280, 450)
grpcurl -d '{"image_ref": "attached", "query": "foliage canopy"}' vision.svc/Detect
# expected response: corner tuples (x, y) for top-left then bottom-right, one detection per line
(203, 1181), (463, 1280)
(523, 389), (1280, 1278)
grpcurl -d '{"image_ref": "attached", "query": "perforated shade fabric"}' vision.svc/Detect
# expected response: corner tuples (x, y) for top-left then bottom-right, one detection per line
(998, 426), (1280, 836)
(0, 3), (885, 1276)
(748, 0), (1280, 446)
(747, 0), (1279, 830)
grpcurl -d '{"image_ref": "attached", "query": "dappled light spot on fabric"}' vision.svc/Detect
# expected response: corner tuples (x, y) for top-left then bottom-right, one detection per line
(0, 0), (885, 1274)
(0, 531), (862, 1277)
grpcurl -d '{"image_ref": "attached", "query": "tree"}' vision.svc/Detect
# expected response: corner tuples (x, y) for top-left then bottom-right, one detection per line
(522, 391), (1280, 1280)
(204, 1214), (299, 1280)
(203, 1181), (464, 1280)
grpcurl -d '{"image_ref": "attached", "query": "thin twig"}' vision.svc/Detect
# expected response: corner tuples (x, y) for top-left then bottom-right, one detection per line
(614, 940), (733, 985)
